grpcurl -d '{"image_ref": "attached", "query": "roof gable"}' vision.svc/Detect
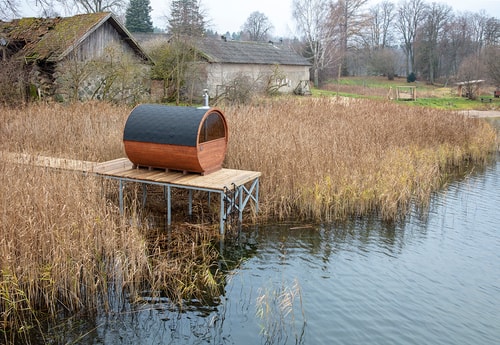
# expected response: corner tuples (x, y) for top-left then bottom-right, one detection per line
(0, 12), (150, 63)
(196, 39), (311, 66)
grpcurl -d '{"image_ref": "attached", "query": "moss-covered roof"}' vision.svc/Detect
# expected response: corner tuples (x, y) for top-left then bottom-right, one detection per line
(0, 12), (150, 62)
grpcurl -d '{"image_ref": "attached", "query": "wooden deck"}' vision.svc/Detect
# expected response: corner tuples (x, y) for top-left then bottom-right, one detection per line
(1, 152), (261, 234)
(1, 153), (260, 191)
(93, 158), (261, 192)
(0, 151), (97, 172)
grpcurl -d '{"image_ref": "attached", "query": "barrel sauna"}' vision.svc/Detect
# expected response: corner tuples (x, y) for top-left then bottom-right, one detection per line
(123, 104), (228, 175)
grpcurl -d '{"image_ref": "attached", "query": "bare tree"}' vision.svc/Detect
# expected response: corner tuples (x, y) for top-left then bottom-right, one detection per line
(0, 0), (20, 19)
(457, 54), (485, 99)
(470, 11), (490, 56)
(61, 0), (126, 13)
(368, 0), (396, 49)
(484, 46), (500, 87)
(241, 11), (273, 41)
(483, 16), (500, 47)
(292, 0), (334, 87)
(419, 2), (452, 84)
(1, 0), (127, 17)
(396, 0), (427, 75)
(441, 13), (475, 78)
(369, 47), (401, 79)
(329, 0), (369, 76)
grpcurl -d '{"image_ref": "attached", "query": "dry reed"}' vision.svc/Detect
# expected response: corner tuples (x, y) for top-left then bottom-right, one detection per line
(223, 97), (497, 221)
(0, 101), (125, 161)
(0, 102), (223, 342)
(0, 164), (147, 342)
(0, 98), (496, 342)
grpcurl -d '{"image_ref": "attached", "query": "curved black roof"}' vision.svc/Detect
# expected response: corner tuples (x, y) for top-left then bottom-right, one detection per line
(123, 104), (213, 146)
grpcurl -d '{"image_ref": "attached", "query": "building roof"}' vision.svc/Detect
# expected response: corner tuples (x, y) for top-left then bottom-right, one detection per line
(0, 12), (150, 63)
(196, 39), (311, 66)
(124, 104), (223, 147)
(455, 80), (485, 85)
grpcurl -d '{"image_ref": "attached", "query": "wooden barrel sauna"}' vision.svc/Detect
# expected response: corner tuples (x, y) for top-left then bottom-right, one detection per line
(123, 104), (228, 175)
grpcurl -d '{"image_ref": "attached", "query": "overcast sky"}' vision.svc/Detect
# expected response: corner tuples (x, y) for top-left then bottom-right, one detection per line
(150, 0), (500, 37)
(16, 0), (500, 37)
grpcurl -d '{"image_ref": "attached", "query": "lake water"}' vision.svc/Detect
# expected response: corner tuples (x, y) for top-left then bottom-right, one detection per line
(44, 151), (499, 345)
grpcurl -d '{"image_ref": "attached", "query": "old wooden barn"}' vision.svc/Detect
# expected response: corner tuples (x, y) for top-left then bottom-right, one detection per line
(0, 12), (152, 102)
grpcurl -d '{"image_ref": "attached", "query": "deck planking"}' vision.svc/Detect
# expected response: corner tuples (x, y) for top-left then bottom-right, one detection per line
(1, 153), (260, 191)
(0, 151), (96, 172)
(95, 158), (261, 191)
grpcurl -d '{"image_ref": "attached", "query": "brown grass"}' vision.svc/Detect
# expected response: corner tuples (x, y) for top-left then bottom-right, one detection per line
(223, 96), (497, 221)
(0, 98), (496, 342)
(0, 102), (223, 342)
(0, 165), (223, 343)
(0, 102), (125, 161)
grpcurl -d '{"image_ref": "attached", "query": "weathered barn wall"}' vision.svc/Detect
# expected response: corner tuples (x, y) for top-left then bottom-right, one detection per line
(203, 63), (310, 98)
(72, 21), (139, 61)
(54, 47), (150, 103)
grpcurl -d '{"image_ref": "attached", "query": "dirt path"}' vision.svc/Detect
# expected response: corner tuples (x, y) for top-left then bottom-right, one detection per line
(458, 110), (500, 118)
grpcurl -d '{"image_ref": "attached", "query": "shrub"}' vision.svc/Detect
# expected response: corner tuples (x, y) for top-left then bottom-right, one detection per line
(407, 72), (416, 83)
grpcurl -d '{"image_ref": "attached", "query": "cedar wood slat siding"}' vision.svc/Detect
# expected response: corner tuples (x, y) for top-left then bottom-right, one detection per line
(123, 105), (229, 175)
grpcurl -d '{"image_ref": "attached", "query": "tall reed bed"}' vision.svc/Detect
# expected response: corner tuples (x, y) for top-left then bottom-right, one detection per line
(223, 97), (497, 221)
(0, 103), (223, 343)
(0, 165), (140, 342)
(0, 102), (125, 161)
(0, 165), (222, 343)
(0, 98), (496, 342)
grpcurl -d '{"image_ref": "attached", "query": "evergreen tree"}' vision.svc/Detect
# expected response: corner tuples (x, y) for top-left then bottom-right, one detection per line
(168, 0), (205, 37)
(125, 0), (153, 33)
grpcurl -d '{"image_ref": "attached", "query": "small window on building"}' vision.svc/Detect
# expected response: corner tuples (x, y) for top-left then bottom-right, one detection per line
(199, 112), (226, 143)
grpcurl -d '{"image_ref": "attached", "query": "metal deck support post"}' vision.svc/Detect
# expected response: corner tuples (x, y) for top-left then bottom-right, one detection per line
(167, 185), (171, 226)
(238, 185), (243, 222)
(220, 191), (225, 235)
(188, 189), (193, 217)
(255, 178), (260, 213)
(142, 184), (147, 207)
(119, 179), (124, 214)
(101, 164), (260, 234)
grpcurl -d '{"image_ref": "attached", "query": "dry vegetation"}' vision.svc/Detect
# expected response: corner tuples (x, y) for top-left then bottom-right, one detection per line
(0, 102), (222, 343)
(223, 97), (497, 221)
(0, 98), (497, 342)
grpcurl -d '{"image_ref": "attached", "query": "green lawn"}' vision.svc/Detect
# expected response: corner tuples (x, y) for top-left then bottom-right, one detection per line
(315, 76), (499, 111)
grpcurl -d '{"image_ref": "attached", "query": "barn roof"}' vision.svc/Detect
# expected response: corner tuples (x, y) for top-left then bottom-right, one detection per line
(196, 39), (311, 66)
(0, 12), (150, 62)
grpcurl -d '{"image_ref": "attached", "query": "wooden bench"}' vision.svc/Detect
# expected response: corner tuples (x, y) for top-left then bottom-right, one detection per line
(494, 90), (500, 98)
(481, 97), (492, 103)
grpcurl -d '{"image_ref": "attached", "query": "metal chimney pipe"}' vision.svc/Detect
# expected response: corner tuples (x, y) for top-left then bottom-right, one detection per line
(203, 89), (209, 107)
(198, 89), (210, 109)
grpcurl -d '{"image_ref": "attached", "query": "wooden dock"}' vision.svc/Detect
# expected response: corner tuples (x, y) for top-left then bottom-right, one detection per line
(0, 151), (97, 172)
(1, 152), (261, 235)
(94, 158), (260, 192)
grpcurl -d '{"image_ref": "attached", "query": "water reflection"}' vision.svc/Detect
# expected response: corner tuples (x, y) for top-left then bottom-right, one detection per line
(33, 153), (500, 345)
